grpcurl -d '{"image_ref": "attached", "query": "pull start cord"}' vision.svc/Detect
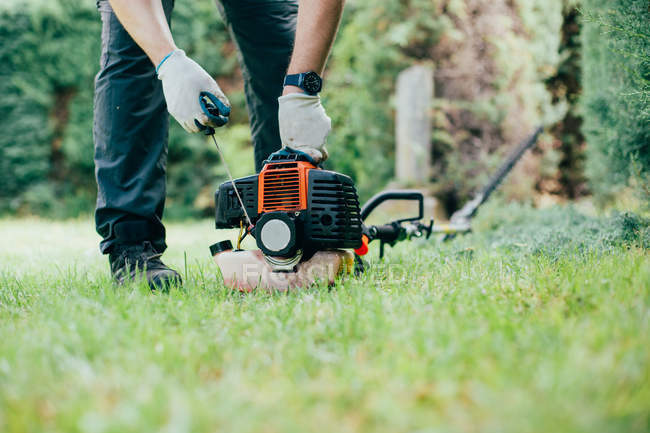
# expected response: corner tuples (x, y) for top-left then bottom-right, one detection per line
(208, 134), (253, 229)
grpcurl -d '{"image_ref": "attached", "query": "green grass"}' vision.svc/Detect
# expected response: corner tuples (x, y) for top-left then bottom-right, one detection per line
(0, 204), (648, 433)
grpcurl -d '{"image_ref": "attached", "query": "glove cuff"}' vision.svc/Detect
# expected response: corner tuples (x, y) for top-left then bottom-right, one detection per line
(278, 92), (320, 103)
(156, 49), (186, 77)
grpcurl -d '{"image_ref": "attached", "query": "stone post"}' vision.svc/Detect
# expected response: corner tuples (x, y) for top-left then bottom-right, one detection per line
(395, 64), (434, 184)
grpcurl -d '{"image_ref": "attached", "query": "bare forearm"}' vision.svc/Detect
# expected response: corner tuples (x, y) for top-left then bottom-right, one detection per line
(108, 0), (177, 66)
(287, 0), (345, 76)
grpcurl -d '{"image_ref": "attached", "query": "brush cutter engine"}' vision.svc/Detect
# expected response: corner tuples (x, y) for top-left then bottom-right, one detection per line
(212, 148), (363, 271)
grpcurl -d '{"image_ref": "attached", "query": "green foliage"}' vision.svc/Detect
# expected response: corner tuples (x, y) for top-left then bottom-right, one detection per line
(327, 0), (569, 204)
(325, 1), (454, 199)
(0, 0), (246, 218)
(0, 1), (99, 214)
(1, 207), (649, 431)
(5, 0), (644, 218)
(544, 5), (587, 198)
(580, 0), (650, 202)
(470, 199), (649, 258)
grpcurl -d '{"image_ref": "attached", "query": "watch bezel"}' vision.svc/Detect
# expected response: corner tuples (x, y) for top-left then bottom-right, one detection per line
(302, 71), (322, 95)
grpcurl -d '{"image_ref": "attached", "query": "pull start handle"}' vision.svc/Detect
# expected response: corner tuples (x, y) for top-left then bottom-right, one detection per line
(194, 91), (231, 135)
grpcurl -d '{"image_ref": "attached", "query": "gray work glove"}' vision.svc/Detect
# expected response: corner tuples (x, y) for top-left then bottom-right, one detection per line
(278, 93), (331, 163)
(157, 49), (230, 133)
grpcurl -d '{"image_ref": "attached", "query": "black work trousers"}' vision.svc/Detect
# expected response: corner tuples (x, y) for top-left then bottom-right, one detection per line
(94, 0), (297, 254)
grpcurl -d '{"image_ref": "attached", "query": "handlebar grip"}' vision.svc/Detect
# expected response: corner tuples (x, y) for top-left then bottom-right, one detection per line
(360, 190), (423, 222)
(370, 224), (401, 242)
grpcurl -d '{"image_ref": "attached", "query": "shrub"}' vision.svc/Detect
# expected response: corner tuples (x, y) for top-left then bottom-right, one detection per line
(326, 0), (568, 206)
(1, 0), (578, 217)
(0, 1), (101, 215)
(0, 0), (245, 218)
(580, 0), (650, 203)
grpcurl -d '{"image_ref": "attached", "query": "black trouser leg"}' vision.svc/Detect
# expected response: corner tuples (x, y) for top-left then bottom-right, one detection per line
(93, 0), (175, 254)
(218, 0), (298, 172)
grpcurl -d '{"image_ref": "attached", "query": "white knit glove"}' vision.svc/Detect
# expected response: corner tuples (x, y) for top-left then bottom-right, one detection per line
(157, 49), (230, 133)
(278, 93), (331, 163)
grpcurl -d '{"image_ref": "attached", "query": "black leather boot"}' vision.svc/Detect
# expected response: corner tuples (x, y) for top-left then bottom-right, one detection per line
(108, 221), (182, 290)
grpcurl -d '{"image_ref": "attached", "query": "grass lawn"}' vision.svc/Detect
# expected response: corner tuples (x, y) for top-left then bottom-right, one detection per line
(0, 204), (648, 432)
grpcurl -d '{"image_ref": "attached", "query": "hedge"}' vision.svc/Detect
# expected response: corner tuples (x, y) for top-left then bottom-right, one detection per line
(1, 0), (575, 217)
(0, 0), (244, 218)
(580, 0), (650, 202)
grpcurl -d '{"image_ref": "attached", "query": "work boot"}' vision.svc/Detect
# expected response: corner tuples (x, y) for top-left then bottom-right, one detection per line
(107, 220), (181, 291)
(109, 241), (182, 290)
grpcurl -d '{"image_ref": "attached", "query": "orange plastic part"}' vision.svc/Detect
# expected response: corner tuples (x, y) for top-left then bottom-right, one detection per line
(354, 234), (369, 256)
(258, 161), (315, 213)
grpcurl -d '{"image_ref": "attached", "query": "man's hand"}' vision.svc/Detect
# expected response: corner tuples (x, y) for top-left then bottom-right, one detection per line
(106, 1), (230, 134)
(278, 93), (331, 163)
(278, 0), (344, 163)
(157, 50), (230, 133)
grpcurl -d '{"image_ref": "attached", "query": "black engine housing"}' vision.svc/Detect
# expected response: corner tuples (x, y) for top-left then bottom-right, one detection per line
(214, 167), (362, 258)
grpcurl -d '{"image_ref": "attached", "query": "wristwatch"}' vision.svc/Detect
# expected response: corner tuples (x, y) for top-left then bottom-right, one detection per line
(283, 71), (322, 95)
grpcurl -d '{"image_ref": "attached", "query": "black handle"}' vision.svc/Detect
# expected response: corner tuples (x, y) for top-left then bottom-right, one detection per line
(194, 91), (231, 135)
(450, 126), (543, 222)
(370, 224), (402, 243)
(360, 190), (423, 222)
(365, 222), (405, 260)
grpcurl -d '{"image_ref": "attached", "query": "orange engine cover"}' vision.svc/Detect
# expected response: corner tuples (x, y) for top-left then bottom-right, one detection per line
(258, 161), (315, 214)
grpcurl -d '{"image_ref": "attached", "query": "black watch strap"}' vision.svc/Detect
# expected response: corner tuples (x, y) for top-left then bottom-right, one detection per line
(283, 71), (322, 95)
(283, 74), (302, 88)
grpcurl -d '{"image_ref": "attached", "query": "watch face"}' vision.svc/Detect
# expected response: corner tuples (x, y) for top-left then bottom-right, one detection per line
(303, 71), (322, 94)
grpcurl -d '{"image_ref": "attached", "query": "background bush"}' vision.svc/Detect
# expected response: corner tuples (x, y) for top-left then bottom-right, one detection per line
(0, 0), (249, 218)
(0, 1), (100, 217)
(326, 0), (569, 207)
(0, 0), (646, 219)
(580, 0), (649, 204)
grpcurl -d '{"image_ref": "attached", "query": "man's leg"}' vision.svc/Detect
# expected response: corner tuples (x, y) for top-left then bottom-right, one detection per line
(93, 0), (174, 254)
(218, 0), (298, 172)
